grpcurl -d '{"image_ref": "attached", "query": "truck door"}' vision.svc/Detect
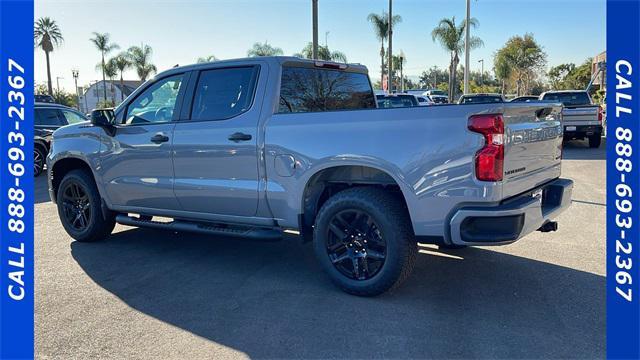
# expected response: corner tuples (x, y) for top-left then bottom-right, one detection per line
(100, 73), (187, 210)
(171, 65), (262, 216)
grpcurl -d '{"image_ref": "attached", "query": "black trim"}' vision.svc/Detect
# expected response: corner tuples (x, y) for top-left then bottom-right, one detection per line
(460, 214), (525, 242)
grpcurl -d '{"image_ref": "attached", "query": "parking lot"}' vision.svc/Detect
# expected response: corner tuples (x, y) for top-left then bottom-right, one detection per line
(35, 139), (605, 359)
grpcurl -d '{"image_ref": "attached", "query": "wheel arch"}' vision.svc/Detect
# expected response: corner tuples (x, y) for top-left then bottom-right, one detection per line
(298, 163), (416, 237)
(50, 156), (99, 202)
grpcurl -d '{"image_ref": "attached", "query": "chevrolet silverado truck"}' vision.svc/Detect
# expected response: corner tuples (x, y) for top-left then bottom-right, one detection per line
(48, 57), (573, 296)
(539, 90), (604, 148)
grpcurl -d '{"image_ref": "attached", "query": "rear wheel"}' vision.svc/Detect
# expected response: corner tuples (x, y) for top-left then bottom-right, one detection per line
(588, 134), (602, 148)
(313, 187), (417, 296)
(56, 170), (115, 242)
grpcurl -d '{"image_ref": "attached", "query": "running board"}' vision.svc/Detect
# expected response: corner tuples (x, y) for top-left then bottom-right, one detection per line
(115, 214), (283, 241)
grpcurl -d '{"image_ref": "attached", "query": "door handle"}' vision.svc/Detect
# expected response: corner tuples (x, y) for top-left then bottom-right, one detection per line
(228, 132), (252, 142)
(150, 133), (169, 144)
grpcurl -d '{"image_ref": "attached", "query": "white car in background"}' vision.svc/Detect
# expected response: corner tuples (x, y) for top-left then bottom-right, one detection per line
(422, 89), (449, 104)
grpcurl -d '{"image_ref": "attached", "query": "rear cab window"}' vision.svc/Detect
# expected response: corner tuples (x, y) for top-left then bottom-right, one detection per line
(541, 92), (591, 106)
(278, 65), (376, 113)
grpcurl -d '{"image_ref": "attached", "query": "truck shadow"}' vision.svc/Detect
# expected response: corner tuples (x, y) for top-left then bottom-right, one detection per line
(35, 174), (51, 204)
(562, 137), (607, 160)
(71, 228), (604, 359)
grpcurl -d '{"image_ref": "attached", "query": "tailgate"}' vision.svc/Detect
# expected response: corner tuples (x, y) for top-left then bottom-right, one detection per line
(562, 105), (600, 126)
(501, 102), (563, 199)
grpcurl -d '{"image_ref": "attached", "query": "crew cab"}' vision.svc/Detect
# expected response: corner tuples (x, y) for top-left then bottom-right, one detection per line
(48, 57), (573, 296)
(539, 90), (604, 148)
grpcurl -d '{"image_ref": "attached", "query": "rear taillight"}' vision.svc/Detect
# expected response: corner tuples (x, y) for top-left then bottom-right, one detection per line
(598, 106), (604, 122)
(468, 114), (504, 182)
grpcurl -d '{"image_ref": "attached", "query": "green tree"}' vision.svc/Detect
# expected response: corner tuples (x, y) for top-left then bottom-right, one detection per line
(494, 33), (547, 96)
(110, 54), (131, 102)
(99, 58), (119, 104)
(127, 45), (157, 81)
(493, 52), (513, 95)
(197, 55), (218, 63)
(34, 17), (63, 95)
(419, 66), (448, 89)
(247, 41), (283, 57)
(90, 32), (119, 102)
(564, 58), (592, 90)
(367, 11), (402, 87)
(431, 16), (483, 102)
(547, 63), (575, 89)
(296, 43), (347, 62)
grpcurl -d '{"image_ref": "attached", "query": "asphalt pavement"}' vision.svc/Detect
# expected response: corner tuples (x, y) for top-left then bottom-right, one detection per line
(35, 139), (606, 359)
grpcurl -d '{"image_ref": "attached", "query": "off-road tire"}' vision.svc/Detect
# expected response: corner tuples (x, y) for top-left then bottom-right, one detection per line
(313, 187), (417, 296)
(588, 134), (602, 148)
(56, 169), (115, 242)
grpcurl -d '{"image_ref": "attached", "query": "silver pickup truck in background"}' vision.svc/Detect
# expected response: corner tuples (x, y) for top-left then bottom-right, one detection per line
(540, 90), (604, 148)
(47, 57), (573, 296)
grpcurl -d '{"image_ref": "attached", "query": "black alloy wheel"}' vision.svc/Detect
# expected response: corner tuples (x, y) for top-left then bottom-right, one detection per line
(60, 181), (92, 232)
(325, 209), (387, 280)
(34, 147), (45, 177)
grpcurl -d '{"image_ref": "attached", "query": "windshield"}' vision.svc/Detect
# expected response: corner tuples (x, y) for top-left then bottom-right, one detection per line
(541, 92), (591, 106)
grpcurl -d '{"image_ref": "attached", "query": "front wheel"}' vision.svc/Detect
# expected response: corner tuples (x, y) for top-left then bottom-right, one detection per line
(588, 134), (602, 148)
(313, 187), (417, 296)
(56, 169), (115, 242)
(34, 146), (46, 177)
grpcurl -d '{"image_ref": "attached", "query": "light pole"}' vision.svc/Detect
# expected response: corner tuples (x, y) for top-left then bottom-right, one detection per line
(72, 69), (80, 110)
(463, 0), (471, 94)
(399, 51), (405, 92)
(387, 0), (393, 93)
(312, 0), (318, 60)
(56, 76), (63, 93)
(478, 59), (484, 85)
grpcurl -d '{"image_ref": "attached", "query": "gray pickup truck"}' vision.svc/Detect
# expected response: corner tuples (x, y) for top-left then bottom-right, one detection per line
(539, 90), (604, 148)
(48, 57), (573, 296)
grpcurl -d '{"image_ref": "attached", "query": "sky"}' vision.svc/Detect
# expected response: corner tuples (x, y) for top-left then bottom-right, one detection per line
(35, 0), (605, 92)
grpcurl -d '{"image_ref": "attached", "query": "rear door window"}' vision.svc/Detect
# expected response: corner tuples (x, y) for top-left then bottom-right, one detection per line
(278, 66), (376, 113)
(35, 108), (64, 126)
(60, 109), (87, 124)
(190, 66), (259, 121)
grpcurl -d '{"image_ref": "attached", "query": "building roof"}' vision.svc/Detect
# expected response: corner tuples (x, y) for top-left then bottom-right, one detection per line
(85, 80), (143, 96)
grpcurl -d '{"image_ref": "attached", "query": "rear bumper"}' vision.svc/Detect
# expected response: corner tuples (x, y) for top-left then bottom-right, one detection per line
(448, 178), (573, 246)
(563, 125), (603, 138)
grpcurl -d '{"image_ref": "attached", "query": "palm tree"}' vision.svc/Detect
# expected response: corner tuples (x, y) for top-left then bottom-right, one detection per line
(34, 17), (63, 95)
(95, 60), (117, 105)
(110, 54), (131, 102)
(89, 32), (119, 102)
(431, 17), (483, 102)
(367, 12), (402, 87)
(296, 43), (347, 62)
(247, 41), (283, 57)
(127, 45), (157, 81)
(197, 55), (218, 63)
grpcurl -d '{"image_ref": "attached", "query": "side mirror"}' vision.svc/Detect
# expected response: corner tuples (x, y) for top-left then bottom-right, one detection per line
(90, 108), (115, 127)
(90, 108), (116, 135)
